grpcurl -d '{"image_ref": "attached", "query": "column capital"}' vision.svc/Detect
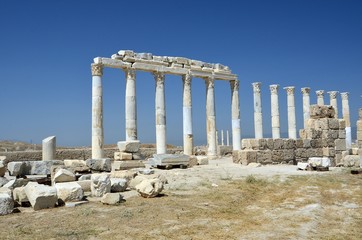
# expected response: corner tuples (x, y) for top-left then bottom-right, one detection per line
(182, 74), (192, 86)
(125, 69), (136, 80)
(91, 63), (103, 76)
(341, 92), (349, 100)
(269, 84), (279, 94)
(328, 91), (339, 99)
(284, 86), (295, 95)
(205, 77), (215, 88)
(316, 90), (324, 97)
(230, 79), (239, 91)
(301, 87), (310, 95)
(252, 82), (261, 93)
(153, 72), (165, 85)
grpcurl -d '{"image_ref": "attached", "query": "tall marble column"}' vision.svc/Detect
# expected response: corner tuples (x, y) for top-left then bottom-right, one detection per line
(206, 77), (217, 158)
(91, 63), (104, 159)
(328, 91), (339, 118)
(316, 90), (325, 106)
(125, 69), (137, 141)
(221, 130), (224, 146)
(230, 80), (241, 150)
(341, 92), (352, 149)
(270, 84), (280, 139)
(284, 86), (297, 139)
(252, 82), (263, 138)
(301, 87), (311, 129)
(226, 130), (230, 146)
(154, 72), (166, 154)
(182, 74), (193, 155)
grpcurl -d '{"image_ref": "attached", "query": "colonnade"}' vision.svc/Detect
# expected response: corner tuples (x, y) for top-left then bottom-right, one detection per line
(252, 83), (351, 147)
(91, 51), (241, 159)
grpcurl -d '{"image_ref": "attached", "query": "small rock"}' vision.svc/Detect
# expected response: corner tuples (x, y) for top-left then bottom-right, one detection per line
(247, 162), (261, 168)
(54, 168), (76, 183)
(135, 179), (163, 198)
(0, 193), (14, 215)
(24, 182), (57, 211)
(55, 182), (84, 202)
(110, 178), (128, 192)
(91, 173), (111, 197)
(101, 193), (123, 205)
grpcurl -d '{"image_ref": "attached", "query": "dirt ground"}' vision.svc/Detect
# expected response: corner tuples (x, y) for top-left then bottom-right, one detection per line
(1, 157), (361, 240)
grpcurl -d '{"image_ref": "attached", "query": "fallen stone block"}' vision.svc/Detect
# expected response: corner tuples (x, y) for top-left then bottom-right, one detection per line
(78, 174), (92, 181)
(64, 159), (87, 168)
(188, 156), (198, 167)
(110, 178), (128, 192)
(0, 161), (5, 177)
(76, 180), (91, 192)
(55, 182), (84, 203)
(0, 193), (14, 215)
(136, 178), (163, 198)
(101, 193), (123, 205)
(13, 186), (29, 205)
(7, 162), (27, 176)
(7, 160), (63, 176)
(308, 157), (331, 168)
(297, 162), (309, 170)
(91, 173), (111, 197)
(120, 152), (133, 160)
(117, 141), (140, 153)
(112, 160), (145, 170)
(151, 154), (190, 167)
(343, 155), (361, 168)
(0, 177), (9, 187)
(86, 158), (111, 172)
(129, 174), (168, 190)
(196, 156), (209, 165)
(110, 170), (137, 180)
(247, 162), (261, 168)
(24, 182), (57, 211)
(3, 179), (29, 190)
(53, 168), (76, 183)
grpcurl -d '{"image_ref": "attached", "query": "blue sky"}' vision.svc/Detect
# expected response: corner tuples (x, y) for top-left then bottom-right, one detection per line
(0, 0), (361, 146)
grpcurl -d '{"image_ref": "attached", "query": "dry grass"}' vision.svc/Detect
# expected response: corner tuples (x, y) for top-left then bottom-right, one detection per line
(1, 170), (361, 240)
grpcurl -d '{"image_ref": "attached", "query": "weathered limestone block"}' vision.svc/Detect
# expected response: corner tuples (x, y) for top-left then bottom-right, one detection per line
(328, 118), (340, 130)
(112, 160), (144, 170)
(308, 157), (331, 167)
(3, 179), (29, 190)
(339, 119), (347, 129)
(117, 141), (140, 153)
(321, 138), (335, 148)
(101, 193), (123, 205)
(284, 149), (295, 161)
(55, 182), (84, 202)
(110, 178), (128, 192)
(0, 193), (14, 215)
(297, 162), (309, 170)
(314, 118), (329, 130)
(63, 160), (87, 168)
(343, 155), (360, 167)
(120, 152), (133, 160)
(283, 139), (295, 149)
(234, 150), (257, 165)
(110, 170), (137, 181)
(135, 178), (164, 198)
(7, 162), (27, 176)
(114, 152), (121, 160)
(273, 139), (284, 150)
(76, 180), (91, 192)
(188, 156), (198, 167)
(323, 147), (336, 157)
(310, 105), (335, 119)
(7, 160), (63, 176)
(352, 148), (359, 155)
(24, 182), (57, 211)
(272, 150), (284, 162)
(0, 177), (9, 187)
(53, 168), (76, 183)
(306, 129), (323, 139)
(310, 139), (323, 148)
(91, 173), (111, 197)
(151, 154), (190, 167)
(295, 149), (308, 159)
(303, 139), (312, 148)
(132, 153), (143, 160)
(322, 130), (339, 140)
(256, 150), (272, 164)
(307, 119), (316, 129)
(299, 129), (307, 139)
(335, 139), (347, 151)
(357, 131), (362, 141)
(129, 174), (168, 190)
(295, 139), (304, 148)
(241, 139), (252, 149)
(13, 186), (28, 205)
(86, 158), (112, 172)
(0, 161), (5, 177)
(339, 130), (346, 139)
(196, 156), (209, 165)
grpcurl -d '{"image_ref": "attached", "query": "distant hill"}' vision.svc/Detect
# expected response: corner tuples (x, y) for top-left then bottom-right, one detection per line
(0, 140), (41, 152)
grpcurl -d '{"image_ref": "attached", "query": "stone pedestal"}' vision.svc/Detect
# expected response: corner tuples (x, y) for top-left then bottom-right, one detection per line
(231, 80), (241, 150)
(301, 87), (311, 129)
(125, 69), (137, 141)
(341, 92), (351, 149)
(182, 74), (193, 155)
(284, 86), (297, 139)
(270, 84), (280, 139)
(206, 77), (217, 157)
(328, 91), (339, 119)
(91, 64), (104, 159)
(316, 90), (324, 106)
(42, 136), (56, 160)
(252, 82), (263, 138)
(154, 72), (166, 154)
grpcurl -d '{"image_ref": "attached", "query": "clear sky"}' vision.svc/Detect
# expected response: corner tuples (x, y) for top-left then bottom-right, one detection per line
(1, 0), (361, 147)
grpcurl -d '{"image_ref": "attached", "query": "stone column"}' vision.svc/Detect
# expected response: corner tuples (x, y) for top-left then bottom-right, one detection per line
(125, 69), (137, 141)
(230, 80), (241, 150)
(301, 87), (311, 129)
(341, 92), (352, 149)
(316, 90), (324, 106)
(206, 77), (217, 158)
(226, 130), (230, 146)
(269, 84), (280, 139)
(42, 136), (56, 160)
(284, 86), (297, 139)
(182, 74), (193, 155)
(221, 130), (224, 146)
(154, 72), (167, 154)
(252, 82), (263, 138)
(328, 91), (339, 118)
(91, 63), (104, 159)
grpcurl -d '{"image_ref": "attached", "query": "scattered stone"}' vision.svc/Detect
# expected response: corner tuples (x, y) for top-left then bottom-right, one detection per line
(0, 177), (9, 187)
(64, 159), (87, 168)
(76, 180), (91, 192)
(7, 160), (63, 176)
(138, 169), (154, 175)
(310, 105), (335, 119)
(110, 178), (128, 192)
(13, 186), (29, 205)
(24, 182), (57, 211)
(3, 178), (29, 190)
(308, 157), (331, 168)
(53, 168), (76, 183)
(110, 170), (137, 180)
(101, 193), (123, 205)
(150, 154), (190, 168)
(112, 160), (145, 170)
(196, 156), (209, 165)
(117, 141), (140, 153)
(129, 174), (167, 189)
(188, 156), (198, 167)
(247, 162), (262, 168)
(297, 162), (309, 170)
(135, 178), (163, 198)
(0, 161), (5, 177)
(55, 182), (84, 203)
(86, 158), (112, 172)
(65, 201), (88, 207)
(343, 155), (360, 168)
(0, 193), (14, 215)
(78, 174), (92, 181)
(91, 173), (111, 197)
